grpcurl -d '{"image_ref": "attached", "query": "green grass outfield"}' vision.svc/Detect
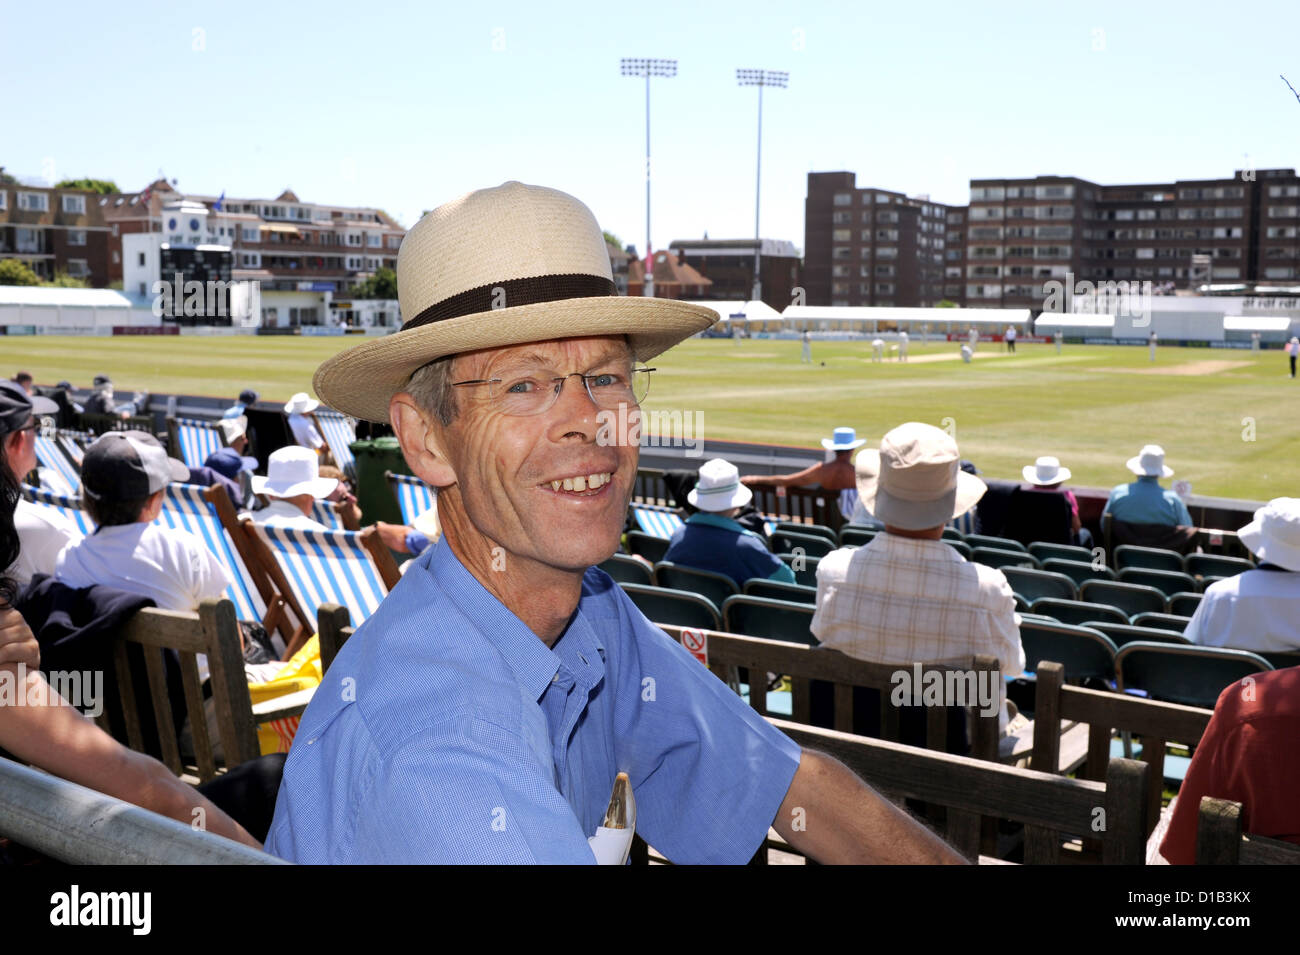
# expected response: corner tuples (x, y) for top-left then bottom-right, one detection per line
(6, 334), (1297, 500)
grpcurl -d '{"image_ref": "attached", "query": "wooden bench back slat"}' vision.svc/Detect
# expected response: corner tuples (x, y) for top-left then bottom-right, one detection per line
(142, 648), (182, 776)
(1195, 796), (1300, 865)
(177, 651), (216, 782)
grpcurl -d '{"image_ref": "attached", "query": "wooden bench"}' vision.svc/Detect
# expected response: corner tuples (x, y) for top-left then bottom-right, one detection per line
(1030, 660), (1212, 837)
(111, 599), (314, 781)
(774, 719), (1150, 864)
(1196, 796), (1300, 864)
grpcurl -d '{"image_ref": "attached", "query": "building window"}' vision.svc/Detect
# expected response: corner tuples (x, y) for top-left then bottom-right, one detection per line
(66, 259), (89, 277)
(243, 227), (260, 241)
(138, 252), (146, 266)
(367, 233), (381, 247)
(67, 229), (87, 246)
(832, 247), (852, 260)
(61, 194), (86, 215)
(0, 192), (6, 211)
(832, 229), (851, 242)
(833, 193), (852, 206)
(832, 212), (852, 225)
(112, 250), (119, 264)
(18, 192), (48, 212)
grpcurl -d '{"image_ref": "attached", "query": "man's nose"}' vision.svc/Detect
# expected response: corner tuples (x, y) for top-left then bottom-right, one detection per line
(547, 374), (602, 439)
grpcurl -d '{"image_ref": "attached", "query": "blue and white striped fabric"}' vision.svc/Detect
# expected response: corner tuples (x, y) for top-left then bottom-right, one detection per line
(56, 430), (89, 466)
(20, 484), (93, 537)
(388, 473), (436, 525)
(315, 411), (357, 474)
(631, 504), (685, 539)
(839, 487), (860, 521)
(33, 434), (80, 491)
(310, 499), (343, 530)
(174, 418), (224, 468)
(153, 483), (265, 623)
(252, 524), (388, 630)
(951, 510), (977, 537)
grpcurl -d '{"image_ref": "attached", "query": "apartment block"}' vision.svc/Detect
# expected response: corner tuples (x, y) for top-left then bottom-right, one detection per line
(0, 170), (113, 285)
(667, 237), (802, 310)
(804, 171), (962, 308)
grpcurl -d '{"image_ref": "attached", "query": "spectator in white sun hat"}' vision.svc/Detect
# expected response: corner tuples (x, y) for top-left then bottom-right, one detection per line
(284, 392), (324, 452)
(1019, 455), (1090, 547)
(1102, 444), (1191, 527)
(249, 446), (338, 531)
(1184, 498), (1300, 654)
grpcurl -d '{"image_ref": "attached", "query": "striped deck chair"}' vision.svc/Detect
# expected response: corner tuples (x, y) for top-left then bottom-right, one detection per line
(838, 487), (860, 521)
(630, 503), (685, 539)
(167, 416), (225, 469)
(55, 429), (91, 467)
(387, 471), (437, 525)
(33, 433), (80, 492)
(240, 521), (400, 647)
(153, 484), (268, 628)
(312, 410), (357, 478)
(309, 499), (344, 530)
(20, 484), (93, 537)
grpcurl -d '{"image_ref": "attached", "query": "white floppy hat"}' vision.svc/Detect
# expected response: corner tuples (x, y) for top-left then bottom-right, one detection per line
(312, 181), (719, 423)
(252, 446), (338, 500)
(284, 392), (320, 415)
(218, 415), (248, 444)
(821, 426), (867, 451)
(1238, 498), (1300, 572)
(1023, 456), (1072, 486)
(1127, 444), (1174, 478)
(857, 422), (986, 530)
(688, 458), (752, 512)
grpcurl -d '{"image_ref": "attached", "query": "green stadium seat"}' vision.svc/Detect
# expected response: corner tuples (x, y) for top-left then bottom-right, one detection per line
(940, 527), (965, 542)
(1041, 557), (1116, 587)
(1001, 567), (1079, 602)
(778, 552), (821, 588)
(598, 553), (653, 586)
(721, 595), (817, 646)
(971, 546), (1040, 570)
(1169, 592), (1203, 617)
(1028, 541), (1094, 563)
(1019, 619), (1117, 682)
(742, 578), (816, 604)
(619, 583), (721, 631)
(770, 530), (837, 560)
(626, 530), (669, 564)
(1030, 597), (1129, 628)
(1114, 544), (1185, 573)
(945, 540), (973, 560)
(1115, 642), (1273, 709)
(965, 534), (1028, 552)
(1117, 567), (1198, 598)
(1082, 622), (1191, 648)
(1131, 612), (1192, 633)
(1185, 553), (1255, 580)
(653, 561), (739, 610)
(773, 521), (838, 545)
(839, 527), (877, 547)
(1260, 650), (1300, 670)
(1079, 579), (1168, 619)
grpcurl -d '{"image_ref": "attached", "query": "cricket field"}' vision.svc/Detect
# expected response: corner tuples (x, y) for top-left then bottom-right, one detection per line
(5, 334), (1296, 501)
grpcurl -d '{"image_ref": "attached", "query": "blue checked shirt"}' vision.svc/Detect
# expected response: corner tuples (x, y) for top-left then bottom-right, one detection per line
(264, 538), (802, 864)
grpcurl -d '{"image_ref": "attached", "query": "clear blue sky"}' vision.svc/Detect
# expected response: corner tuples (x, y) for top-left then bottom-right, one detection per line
(5, 0), (1299, 253)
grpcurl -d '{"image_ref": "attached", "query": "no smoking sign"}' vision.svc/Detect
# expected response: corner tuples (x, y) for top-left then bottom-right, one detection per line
(680, 628), (708, 665)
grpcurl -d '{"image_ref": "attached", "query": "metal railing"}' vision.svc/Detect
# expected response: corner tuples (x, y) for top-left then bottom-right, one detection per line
(0, 757), (286, 865)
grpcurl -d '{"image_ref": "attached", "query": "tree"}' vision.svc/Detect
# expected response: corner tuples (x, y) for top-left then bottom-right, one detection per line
(350, 266), (398, 299)
(602, 231), (623, 250)
(46, 271), (90, 288)
(0, 259), (42, 286)
(935, 299), (958, 308)
(54, 178), (119, 195)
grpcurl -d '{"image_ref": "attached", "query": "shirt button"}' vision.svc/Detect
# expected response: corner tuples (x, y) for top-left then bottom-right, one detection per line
(551, 673), (560, 683)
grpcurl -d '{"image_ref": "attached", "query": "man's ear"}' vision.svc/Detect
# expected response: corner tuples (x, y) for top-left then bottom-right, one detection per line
(390, 393), (457, 489)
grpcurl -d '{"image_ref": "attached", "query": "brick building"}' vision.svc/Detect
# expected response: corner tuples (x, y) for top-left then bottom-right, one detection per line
(667, 237), (802, 311)
(0, 170), (114, 286)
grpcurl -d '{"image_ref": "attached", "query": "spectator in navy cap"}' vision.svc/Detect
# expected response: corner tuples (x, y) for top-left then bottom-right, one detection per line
(224, 388), (259, 420)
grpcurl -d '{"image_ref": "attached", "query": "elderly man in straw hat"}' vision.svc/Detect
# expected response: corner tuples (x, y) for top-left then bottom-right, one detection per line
(1183, 498), (1300, 654)
(811, 423), (1025, 733)
(264, 182), (962, 865)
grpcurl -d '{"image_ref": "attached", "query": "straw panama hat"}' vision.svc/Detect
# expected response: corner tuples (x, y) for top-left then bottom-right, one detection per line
(313, 181), (720, 422)
(856, 422), (986, 530)
(1127, 444), (1174, 478)
(1023, 456), (1072, 486)
(1238, 498), (1300, 572)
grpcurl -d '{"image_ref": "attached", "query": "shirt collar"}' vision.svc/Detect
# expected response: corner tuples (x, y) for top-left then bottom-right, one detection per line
(423, 537), (568, 702)
(870, 531), (963, 560)
(686, 511), (745, 532)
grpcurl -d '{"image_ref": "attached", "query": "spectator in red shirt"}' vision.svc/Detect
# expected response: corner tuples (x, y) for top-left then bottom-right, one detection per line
(1159, 666), (1300, 864)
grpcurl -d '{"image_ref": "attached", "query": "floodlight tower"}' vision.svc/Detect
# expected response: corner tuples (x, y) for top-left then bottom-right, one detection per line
(621, 57), (677, 297)
(736, 68), (788, 303)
